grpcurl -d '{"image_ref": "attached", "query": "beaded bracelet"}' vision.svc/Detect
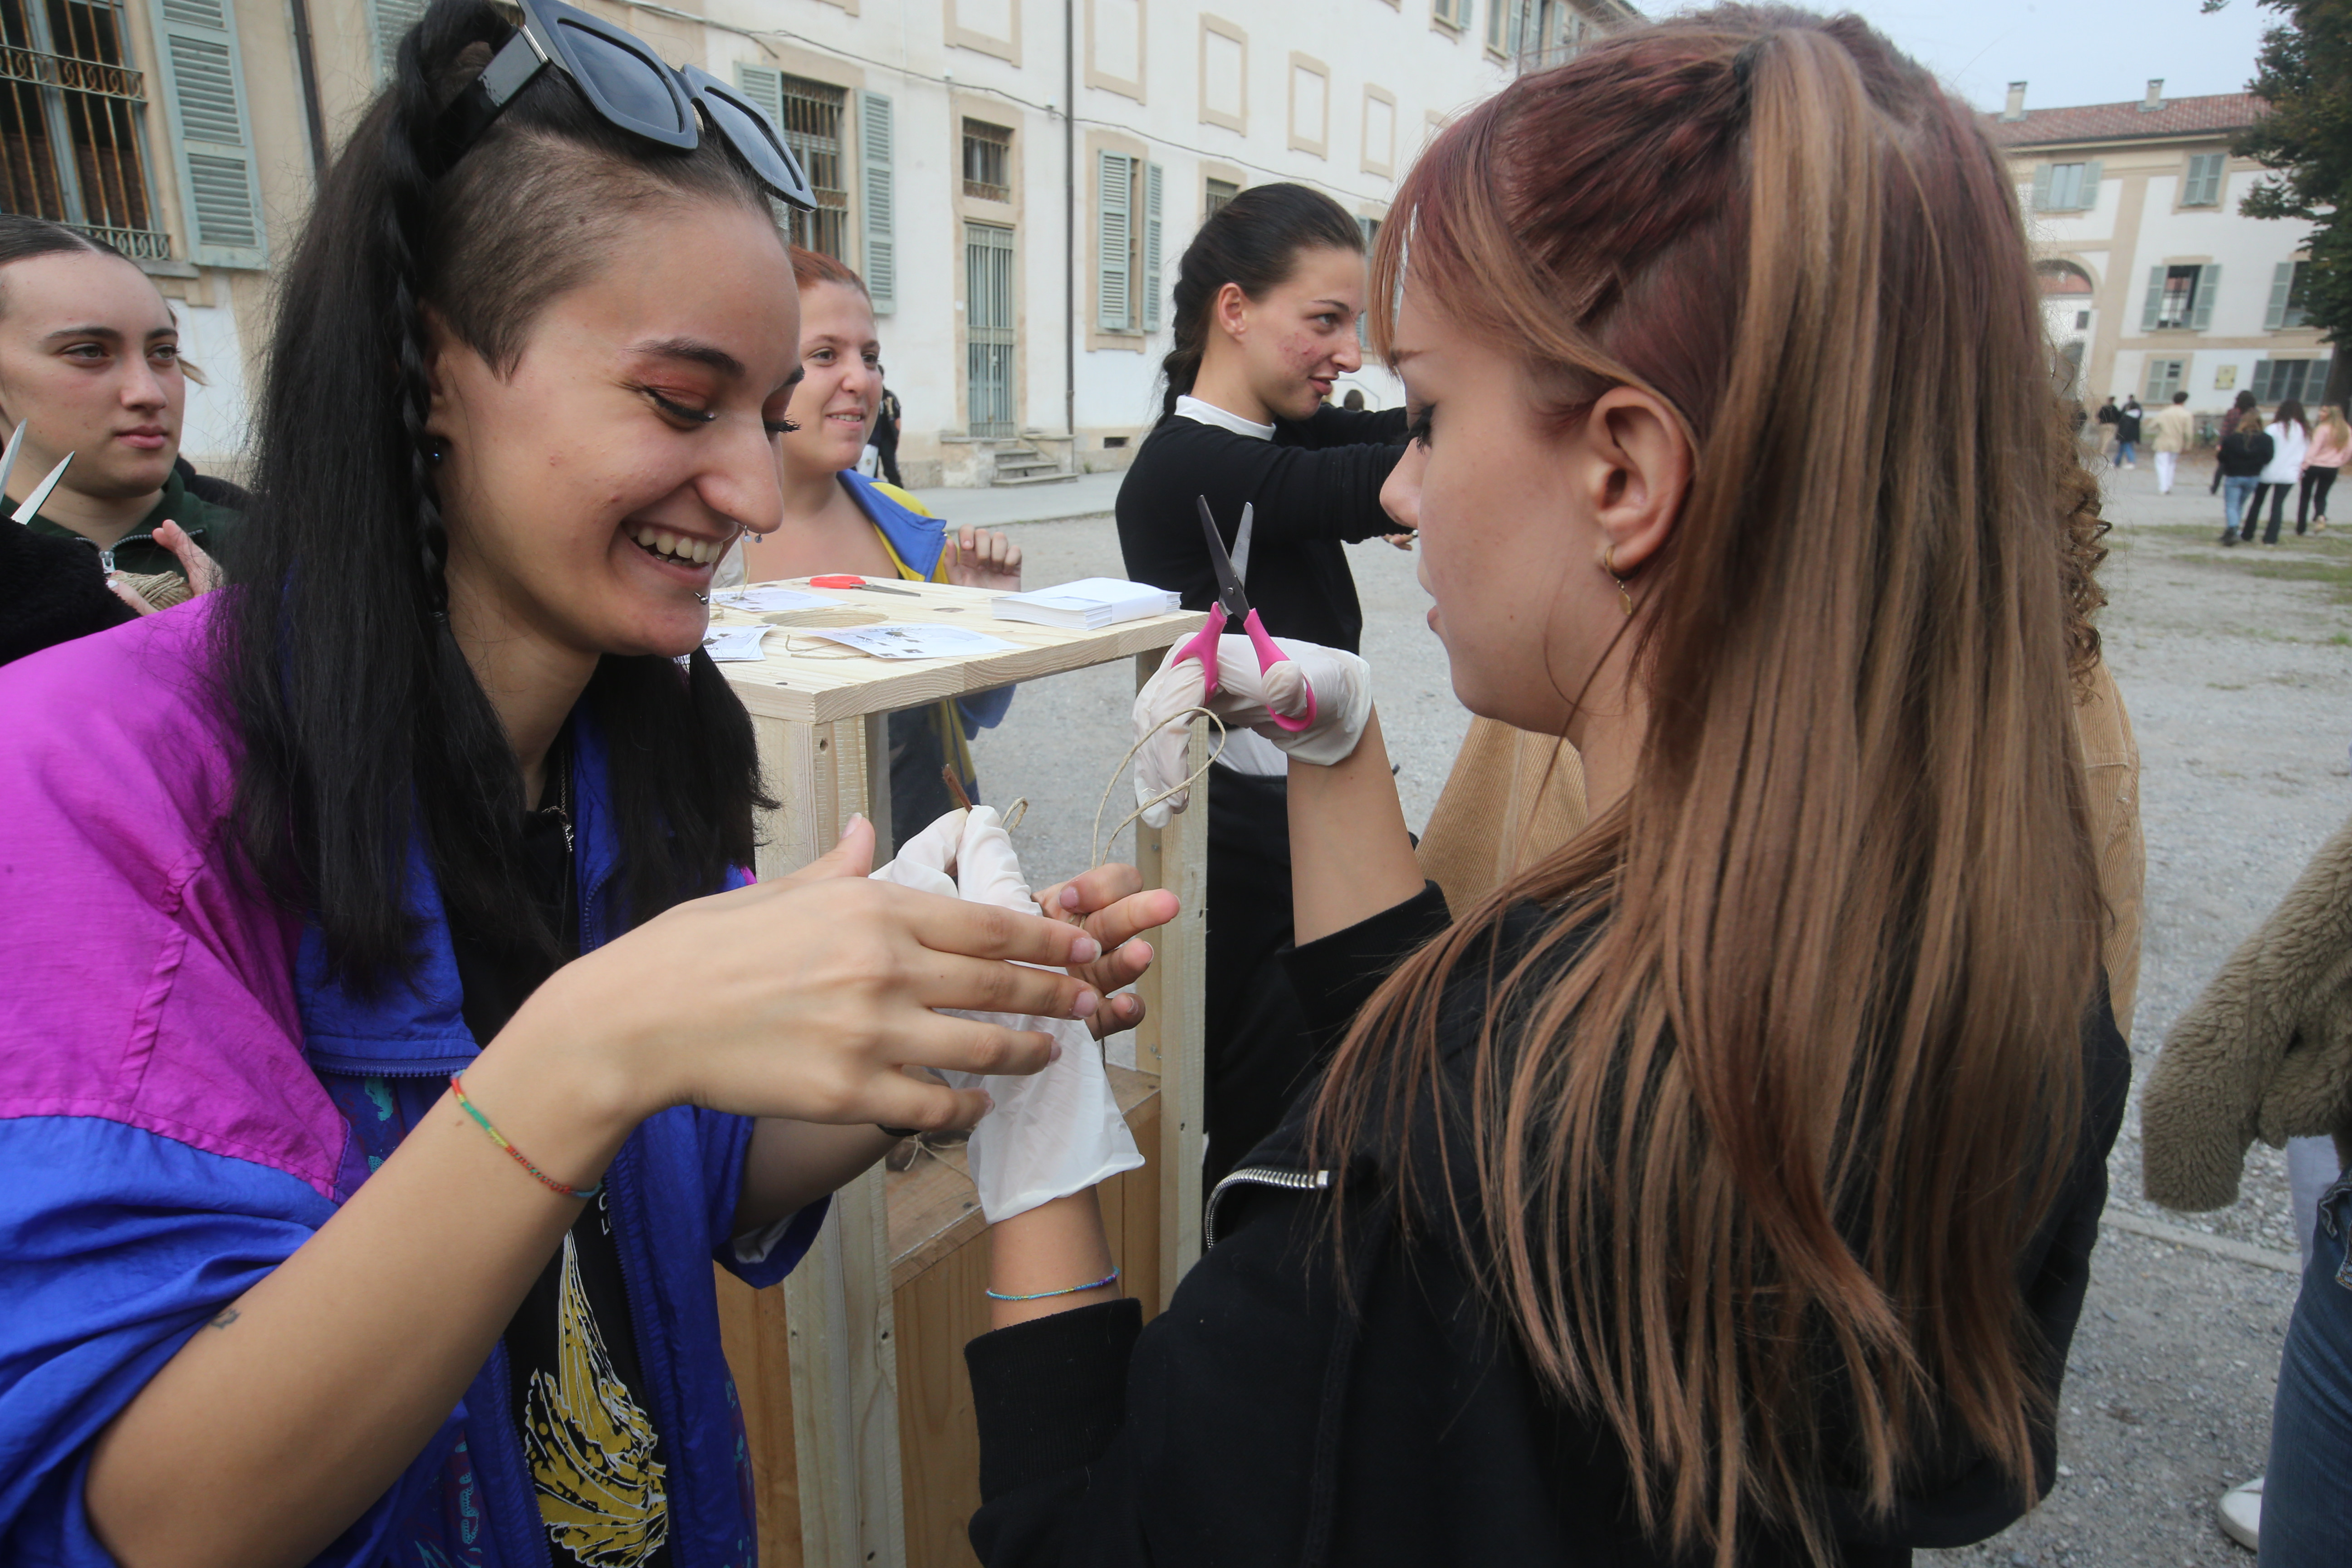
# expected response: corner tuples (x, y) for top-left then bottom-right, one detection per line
(449, 1073), (601, 1200)
(986, 1265), (1120, 1303)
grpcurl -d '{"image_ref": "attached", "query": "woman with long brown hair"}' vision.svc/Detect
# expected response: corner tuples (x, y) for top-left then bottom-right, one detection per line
(965, 9), (2127, 1565)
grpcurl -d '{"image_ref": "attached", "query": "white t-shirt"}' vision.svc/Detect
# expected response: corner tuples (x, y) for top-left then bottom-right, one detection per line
(1174, 394), (1275, 441)
(2263, 421), (2310, 485)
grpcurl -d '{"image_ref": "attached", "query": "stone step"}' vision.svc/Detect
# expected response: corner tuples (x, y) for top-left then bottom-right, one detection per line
(991, 469), (1079, 487)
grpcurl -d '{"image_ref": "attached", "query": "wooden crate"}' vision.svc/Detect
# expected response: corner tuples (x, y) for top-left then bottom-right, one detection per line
(709, 579), (1209, 1568)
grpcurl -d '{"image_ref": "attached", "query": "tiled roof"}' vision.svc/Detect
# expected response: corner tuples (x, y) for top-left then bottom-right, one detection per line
(1985, 92), (2266, 149)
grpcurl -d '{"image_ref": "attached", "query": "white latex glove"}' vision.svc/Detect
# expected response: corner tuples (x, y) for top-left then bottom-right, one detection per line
(867, 807), (966, 899)
(1132, 634), (1374, 827)
(869, 807), (1145, 1222)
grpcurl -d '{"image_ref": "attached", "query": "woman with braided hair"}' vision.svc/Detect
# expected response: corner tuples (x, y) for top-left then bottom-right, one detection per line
(0, 2), (1172, 1563)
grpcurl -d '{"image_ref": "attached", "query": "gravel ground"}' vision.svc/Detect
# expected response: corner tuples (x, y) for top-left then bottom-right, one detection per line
(1924, 457), (2352, 1568)
(963, 454), (2352, 1561)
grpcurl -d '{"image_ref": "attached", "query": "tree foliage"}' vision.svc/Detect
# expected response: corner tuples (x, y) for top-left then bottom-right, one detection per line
(2225, 0), (2352, 394)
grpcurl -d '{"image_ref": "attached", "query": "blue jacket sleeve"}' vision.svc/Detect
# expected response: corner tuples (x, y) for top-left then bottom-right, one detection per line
(694, 1105), (829, 1290)
(959, 684), (1017, 736)
(0, 1115), (463, 1567)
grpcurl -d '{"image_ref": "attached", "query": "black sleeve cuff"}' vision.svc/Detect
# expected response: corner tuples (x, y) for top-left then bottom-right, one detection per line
(966, 1298), (1146, 1501)
(1282, 881), (1453, 1051)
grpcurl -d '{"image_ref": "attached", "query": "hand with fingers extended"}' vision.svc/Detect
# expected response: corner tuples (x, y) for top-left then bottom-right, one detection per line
(945, 524), (1022, 592)
(873, 807), (1172, 1220)
(504, 814), (1106, 1142)
(1034, 862), (1179, 1040)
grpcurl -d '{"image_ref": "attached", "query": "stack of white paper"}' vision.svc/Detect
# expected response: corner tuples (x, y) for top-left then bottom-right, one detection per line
(991, 578), (1180, 630)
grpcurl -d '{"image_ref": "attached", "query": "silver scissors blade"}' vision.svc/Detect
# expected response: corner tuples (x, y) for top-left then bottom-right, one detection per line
(0, 421), (27, 502)
(1232, 503), (1255, 585)
(1195, 495), (1251, 619)
(13, 452), (71, 525)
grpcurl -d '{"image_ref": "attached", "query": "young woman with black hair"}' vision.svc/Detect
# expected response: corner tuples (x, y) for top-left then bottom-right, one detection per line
(970, 11), (2128, 1565)
(0, 3), (1167, 1564)
(1115, 183), (1411, 1192)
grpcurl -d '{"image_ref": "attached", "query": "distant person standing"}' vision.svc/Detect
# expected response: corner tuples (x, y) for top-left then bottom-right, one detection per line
(2257, 398), (2310, 544)
(2149, 391), (2193, 495)
(2214, 388), (2259, 495)
(1117, 182), (1406, 1195)
(2094, 393), (2120, 456)
(2298, 403), (2348, 535)
(1340, 387), (1366, 410)
(870, 377), (904, 486)
(2216, 409), (2274, 546)
(2115, 395), (2143, 468)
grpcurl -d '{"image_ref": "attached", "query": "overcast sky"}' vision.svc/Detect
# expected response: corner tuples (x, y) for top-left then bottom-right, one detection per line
(1791, 0), (2277, 114)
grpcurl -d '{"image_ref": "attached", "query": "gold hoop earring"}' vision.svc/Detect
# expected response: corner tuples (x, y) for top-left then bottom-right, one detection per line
(1602, 544), (1634, 617)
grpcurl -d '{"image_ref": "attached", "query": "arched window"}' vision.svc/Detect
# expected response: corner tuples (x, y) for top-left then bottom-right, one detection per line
(2036, 260), (2096, 297)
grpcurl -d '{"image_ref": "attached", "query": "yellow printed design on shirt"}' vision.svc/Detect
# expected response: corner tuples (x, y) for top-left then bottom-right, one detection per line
(519, 1233), (670, 1566)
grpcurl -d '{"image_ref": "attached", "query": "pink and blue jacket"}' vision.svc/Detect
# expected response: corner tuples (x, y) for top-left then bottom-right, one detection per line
(0, 601), (826, 1566)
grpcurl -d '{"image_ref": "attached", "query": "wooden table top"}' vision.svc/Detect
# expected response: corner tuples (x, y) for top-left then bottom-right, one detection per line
(710, 577), (1200, 725)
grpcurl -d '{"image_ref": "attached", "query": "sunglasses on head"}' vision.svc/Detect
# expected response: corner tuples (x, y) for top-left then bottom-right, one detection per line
(439, 0), (816, 210)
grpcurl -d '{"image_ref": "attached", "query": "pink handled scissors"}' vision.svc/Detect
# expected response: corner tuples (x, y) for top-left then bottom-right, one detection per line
(1173, 495), (1315, 732)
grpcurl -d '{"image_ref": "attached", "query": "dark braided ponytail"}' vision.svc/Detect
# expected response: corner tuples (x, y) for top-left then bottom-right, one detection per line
(1154, 182), (1363, 423)
(220, 0), (776, 990)
(378, 23), (485, 616)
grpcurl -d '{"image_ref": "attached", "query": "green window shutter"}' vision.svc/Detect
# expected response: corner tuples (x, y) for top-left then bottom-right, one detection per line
(1142, 162), (1164, 333)
(734, 64), (784, 128)
(2267, 260), (2293, 330)
(859, 91), (895, 315)
(150, 0), (267, 268)
(1098, 151), (1132, 332)
(2031, 164), (2053, 212)
(2077, 160), (2102, 211)
(2141, 266), (2166, 332)
(365, 0), (429, 83)
(2186, 152), (2223, 206)
(2192, 264), (2220, 330)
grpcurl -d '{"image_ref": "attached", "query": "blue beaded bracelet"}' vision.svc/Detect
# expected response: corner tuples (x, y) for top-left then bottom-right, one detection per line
(986, 1265), (1120, 1303)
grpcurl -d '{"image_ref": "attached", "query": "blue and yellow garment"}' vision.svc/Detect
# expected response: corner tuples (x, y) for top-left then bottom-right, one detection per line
(839, 472), (1015, 833)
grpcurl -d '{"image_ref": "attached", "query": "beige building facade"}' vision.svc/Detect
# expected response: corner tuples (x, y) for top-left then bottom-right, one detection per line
(10, 0), (1628, 482)
(1993, 81), (2329, 430)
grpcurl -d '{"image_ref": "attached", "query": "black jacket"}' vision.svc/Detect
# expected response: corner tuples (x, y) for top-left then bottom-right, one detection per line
(0, 515), (134, 666)
(1116, 404), (1408, 654)
(2218, 426), (2275, 478)
(966, 886), (2130, 1568)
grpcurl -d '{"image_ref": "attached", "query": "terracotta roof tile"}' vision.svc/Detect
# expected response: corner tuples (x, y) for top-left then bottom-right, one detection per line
(1985, 92), (2266, 149)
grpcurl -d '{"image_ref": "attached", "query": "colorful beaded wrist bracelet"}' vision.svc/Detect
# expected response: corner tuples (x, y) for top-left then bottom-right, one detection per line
(449, 1073), (601, 1200)
(985, 1265), (1120, 1303)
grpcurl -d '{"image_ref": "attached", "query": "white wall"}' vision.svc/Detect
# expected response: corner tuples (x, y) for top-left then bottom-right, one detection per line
(175, 297), (248, 471)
